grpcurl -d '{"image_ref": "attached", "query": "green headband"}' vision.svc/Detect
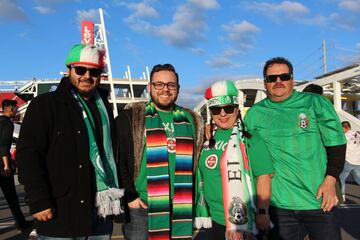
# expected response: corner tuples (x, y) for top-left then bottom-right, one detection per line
(208, 95), (238, 107)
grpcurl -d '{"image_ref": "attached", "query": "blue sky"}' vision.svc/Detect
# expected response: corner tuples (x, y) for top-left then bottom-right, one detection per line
(1, 0), (360, 107)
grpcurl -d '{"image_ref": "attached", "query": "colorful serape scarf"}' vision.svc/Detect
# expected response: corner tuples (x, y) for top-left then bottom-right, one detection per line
(195, 121), (257, 234)
(72, 90), (124, 217)
(145, 102), (194, 240)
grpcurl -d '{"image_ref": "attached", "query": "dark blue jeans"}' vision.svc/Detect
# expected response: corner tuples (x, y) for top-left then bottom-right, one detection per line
(123, 208), (148, 240)
(267, 206), (341, 240)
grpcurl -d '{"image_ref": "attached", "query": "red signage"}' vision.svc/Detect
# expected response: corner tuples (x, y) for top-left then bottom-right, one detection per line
(81, 21), (94, 45)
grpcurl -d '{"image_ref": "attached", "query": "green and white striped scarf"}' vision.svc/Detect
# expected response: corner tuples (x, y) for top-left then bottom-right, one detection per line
(72, 90), (124, 217)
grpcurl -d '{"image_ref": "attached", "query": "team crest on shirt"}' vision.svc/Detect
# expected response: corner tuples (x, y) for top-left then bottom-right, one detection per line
(205, 154), (218, 169)
(228, 197), (248, 225)
(167, 137), (176, 153)
(299, 113), (309, 129)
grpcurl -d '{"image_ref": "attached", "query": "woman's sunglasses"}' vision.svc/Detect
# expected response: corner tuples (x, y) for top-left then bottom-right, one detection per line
(72, 66), (103, 78)
(210, 105), (237, 115)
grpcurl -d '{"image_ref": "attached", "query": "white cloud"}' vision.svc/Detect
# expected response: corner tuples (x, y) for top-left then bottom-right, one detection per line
(279, 1), (308, 14)
(222, 20), (261, 51)
(32, 0), (79, 15)
(243, 1), (309, 20)
(188, 0), (219, 10)
(177, 91), (204, 109)
(124, 1), (217, 48)
(223, 21), (260, 37)
(203, 21), (260, 70)
(222, 48), (242, 58)
(206, 57), (233, 68)
(301, 13), (354, 31)
(356, 43), (360, 49)
(33, 6), (55, 14)
(0, 0), (28, 22)
(125, 2), (158, 22)
(338, 53), (360, 65)
(76, 9), (100, 26)
(244, 1), (355, 31)
(339, 0), (360, 12)
(156, 4), (208, 47)
(34, 0), (78, 4)
(189, 48), (206, 55)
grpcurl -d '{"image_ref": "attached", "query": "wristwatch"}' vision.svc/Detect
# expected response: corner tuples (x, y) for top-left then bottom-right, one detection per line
(255, 208), (268, 215)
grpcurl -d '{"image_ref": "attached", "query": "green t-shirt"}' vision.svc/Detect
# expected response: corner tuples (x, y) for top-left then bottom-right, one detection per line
(244, 90), (346, 210)
(198, 128), (273, 225)
(136, 109), (195, 203)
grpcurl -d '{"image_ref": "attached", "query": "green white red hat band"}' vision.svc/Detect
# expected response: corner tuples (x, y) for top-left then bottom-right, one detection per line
(204, 80), (239, 107)
(65, 44), (105, 69)
(207, 96), (238, 107)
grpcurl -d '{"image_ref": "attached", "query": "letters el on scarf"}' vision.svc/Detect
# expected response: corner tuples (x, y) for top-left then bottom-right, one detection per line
(145, 102), (194, 239)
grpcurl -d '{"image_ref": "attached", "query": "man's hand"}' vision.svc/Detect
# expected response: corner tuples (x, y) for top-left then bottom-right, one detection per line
(255, 213), (270, 231)
(2, 156), (11, 177)
(128, 198), (148, 209)
(33, 208), (54, 221)
(2, 166), (11, 177)
(316, 175), (338, 212)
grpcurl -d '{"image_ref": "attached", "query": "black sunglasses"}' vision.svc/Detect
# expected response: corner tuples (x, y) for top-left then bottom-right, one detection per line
(210, 105), (237, 115)
(265, 73), (292, 83)
(72, 66), (103, 78)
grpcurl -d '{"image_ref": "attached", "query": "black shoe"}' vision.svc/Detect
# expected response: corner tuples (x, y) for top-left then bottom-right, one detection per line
(17, 220), (33, 231)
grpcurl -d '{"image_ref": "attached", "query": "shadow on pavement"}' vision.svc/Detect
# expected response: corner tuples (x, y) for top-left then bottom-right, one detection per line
(0, 226), (32, 240)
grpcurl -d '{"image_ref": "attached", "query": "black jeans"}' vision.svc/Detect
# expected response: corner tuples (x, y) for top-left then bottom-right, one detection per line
(0, 173), (27, 227)
(267, 206), (341, 240)
(211, 221), (226, 240)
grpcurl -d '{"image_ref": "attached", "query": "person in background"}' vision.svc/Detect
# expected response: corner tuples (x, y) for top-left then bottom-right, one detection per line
(245, 57), (346, 240)
(116, 63), (204, 240)
(302, 83), (323, 95)
(17, 44), (123, 239)
(195, 80), (273, 240)
(339, 121), (360, 202)
(0, 99), (32, 232)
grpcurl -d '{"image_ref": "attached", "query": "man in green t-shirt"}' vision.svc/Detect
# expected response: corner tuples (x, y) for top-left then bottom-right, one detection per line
(244, 57), (346, 240)
(116, 64), (204, 239)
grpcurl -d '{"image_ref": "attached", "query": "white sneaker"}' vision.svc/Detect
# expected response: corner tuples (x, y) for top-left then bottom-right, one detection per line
(29, 229), (38, 240)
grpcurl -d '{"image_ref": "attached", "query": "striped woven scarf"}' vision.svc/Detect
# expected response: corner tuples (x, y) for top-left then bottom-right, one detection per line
(145, 102), (194, 240)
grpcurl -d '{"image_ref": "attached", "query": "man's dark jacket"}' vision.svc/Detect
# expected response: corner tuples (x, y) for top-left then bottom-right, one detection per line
(17, 77), (116, 237)
(0, 115), (14, 164)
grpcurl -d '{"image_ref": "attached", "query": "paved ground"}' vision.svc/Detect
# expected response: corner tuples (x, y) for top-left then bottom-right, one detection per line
(1, 176), (359, 240)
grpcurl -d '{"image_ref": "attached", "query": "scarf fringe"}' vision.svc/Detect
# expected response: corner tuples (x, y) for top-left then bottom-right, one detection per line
(194, 217), (212, 229)
(95, 187), (124, 218)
